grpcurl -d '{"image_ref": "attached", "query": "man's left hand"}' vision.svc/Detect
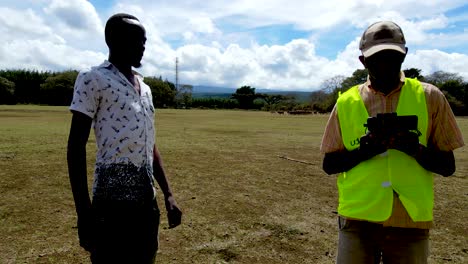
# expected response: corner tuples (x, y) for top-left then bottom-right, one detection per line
(165, 195), (182, 229)
(389, 131), (421, 157)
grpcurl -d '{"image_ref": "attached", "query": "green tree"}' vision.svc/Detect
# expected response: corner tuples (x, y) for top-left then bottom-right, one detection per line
(231, 86), (257, 109)
(424, 71), (464, 87)
(191, 98), (239, 109)
(177, 84), (193, 108)
(321, 75), (346, 93)
(144, 77), (177, 108)
(0, 76), (16, 104)
(341, 69), (368, 91)
(424, 71), (467, 115)
(0, 69), (51, 104)
(310, 69), (368, 113)
(309, 90), (330, 113)
(257, 93), (289, 110)
(403, 68), (424, 80)
(439, 79), (467, 115)
(39, 70), (78, 105)
(273, 95), (298, 111)
(311, 75), (348, 112)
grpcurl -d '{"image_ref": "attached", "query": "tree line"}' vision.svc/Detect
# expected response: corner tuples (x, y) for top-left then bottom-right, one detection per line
(0, 70), (187, 108)
(0, 68), (467, 115)
(309, 68), (468, 115)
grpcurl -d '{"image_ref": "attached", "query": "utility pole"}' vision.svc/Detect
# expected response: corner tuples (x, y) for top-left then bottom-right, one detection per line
(174, 57), (192, 108)
(175, 57), (179, 91)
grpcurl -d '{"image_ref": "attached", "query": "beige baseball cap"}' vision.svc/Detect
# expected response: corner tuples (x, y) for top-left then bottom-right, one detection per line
(359, 21), (406, 57)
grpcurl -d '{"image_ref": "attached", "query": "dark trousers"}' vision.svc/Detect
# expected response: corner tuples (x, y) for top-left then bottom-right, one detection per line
(337, 216), (429, 264)
(90, 199), (160, 264)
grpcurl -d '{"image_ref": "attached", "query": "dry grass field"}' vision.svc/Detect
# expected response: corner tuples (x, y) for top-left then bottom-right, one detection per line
(0, 105), (466, 264)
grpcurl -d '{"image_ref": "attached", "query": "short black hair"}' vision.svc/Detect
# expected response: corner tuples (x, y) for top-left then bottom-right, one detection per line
(104, 13), (140, 47)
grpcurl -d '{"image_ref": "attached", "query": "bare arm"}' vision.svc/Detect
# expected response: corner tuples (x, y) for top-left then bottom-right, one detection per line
(67, 111), (94, 251)
(153, 145), (182, 228)
(323, 132), (387, 175)
(67, 111), (93, 216)
(414, 146), (455, 177)
(153, 146), (173, 197)
(323, 149), (363, 175)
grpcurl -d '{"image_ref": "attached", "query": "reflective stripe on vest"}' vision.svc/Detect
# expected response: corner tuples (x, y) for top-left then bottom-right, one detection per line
(336, 78), (433, 222)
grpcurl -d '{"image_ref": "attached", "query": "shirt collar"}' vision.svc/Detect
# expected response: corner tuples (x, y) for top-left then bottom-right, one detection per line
(99, 60), (144, 79)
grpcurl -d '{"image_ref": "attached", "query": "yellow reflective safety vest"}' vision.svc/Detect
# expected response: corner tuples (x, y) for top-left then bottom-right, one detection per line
(336, 78), (433, 222)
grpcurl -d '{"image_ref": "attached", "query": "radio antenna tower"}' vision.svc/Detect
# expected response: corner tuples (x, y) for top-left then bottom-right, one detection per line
(175, 57), (179, 91)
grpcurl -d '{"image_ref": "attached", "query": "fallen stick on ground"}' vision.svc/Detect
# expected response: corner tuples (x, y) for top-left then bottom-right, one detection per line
(278, 155), (316, 165)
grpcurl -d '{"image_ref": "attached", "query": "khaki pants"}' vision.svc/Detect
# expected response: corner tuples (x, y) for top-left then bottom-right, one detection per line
(337, 216), (429, 264)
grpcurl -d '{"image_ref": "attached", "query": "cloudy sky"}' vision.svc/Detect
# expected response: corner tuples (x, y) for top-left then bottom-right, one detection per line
(1, 0), (468, 91)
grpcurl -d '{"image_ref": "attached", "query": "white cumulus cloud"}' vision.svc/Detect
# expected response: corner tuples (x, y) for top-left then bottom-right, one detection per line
(0, 0), (467, 90)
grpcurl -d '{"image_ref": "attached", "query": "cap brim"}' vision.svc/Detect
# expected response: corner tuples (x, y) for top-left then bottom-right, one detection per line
(362, 43), (406, 57)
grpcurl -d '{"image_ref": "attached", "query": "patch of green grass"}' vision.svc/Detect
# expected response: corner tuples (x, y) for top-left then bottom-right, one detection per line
(0, 106), (466, 263)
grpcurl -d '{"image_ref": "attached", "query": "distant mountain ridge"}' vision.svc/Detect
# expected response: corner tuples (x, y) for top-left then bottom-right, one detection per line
(192, 85), (314, 93)
(193, 85), (284, 94)
(192, 85), (312, 102)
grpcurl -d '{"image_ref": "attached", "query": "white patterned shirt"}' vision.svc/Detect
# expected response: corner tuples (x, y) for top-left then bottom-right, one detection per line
(70, 61), (156, 202)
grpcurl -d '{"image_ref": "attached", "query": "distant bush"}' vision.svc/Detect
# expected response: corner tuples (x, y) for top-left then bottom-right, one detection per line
(0, 76), (16, 104)
(40, 71), (78, 105)
(191, 98), (239, 109)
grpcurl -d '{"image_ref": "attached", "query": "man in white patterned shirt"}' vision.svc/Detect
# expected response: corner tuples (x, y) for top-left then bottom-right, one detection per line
(67, 13), (182, 263)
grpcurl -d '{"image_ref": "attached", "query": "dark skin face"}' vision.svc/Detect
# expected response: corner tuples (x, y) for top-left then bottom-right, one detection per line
(108, 19), (146, 79)
(359, 48), (408, 95)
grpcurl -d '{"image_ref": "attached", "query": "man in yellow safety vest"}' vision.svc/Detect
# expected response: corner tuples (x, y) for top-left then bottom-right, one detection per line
(321, 21), (464, 264)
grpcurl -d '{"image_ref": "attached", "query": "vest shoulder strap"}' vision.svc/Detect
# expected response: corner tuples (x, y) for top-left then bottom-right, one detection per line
(397, 78), (428, 145)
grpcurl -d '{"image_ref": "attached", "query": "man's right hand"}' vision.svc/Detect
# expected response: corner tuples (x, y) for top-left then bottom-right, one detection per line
(359, 132), (387, 161)
(77, 213), (95, 252)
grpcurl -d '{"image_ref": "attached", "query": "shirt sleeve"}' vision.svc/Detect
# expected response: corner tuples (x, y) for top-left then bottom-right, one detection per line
(424, 83), (465, 151)
(69, 70), (99, 119)
(320, 104), (346, 153)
